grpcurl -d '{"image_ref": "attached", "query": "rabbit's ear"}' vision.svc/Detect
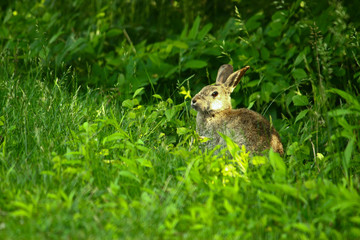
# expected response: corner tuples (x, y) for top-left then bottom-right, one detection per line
(216, 64), (233, 84)
(223, 66), (250, 92)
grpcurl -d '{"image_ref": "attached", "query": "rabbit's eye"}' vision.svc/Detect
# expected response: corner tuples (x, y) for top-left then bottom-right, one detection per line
(211, 91), (218, 97)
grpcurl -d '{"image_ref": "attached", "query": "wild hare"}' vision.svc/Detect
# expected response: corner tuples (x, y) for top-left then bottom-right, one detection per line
(191, 64), (284, 155)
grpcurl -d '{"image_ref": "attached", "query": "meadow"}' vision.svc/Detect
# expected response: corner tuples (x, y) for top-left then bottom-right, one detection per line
(0, 0), (360, 239)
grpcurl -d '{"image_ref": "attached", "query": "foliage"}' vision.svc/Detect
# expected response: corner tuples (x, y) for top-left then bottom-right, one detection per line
(1, 0), (360, 239)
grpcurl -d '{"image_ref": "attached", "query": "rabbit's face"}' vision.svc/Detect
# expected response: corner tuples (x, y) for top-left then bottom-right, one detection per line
(191, 85), (231, 114)
(191, 64), (249, 115)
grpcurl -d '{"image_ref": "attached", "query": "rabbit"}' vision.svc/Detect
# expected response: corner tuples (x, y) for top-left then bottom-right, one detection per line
(191, 64), (284, 155)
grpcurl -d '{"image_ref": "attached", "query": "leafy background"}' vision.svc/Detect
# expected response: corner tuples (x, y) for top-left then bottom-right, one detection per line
(0, 0), (360, 239)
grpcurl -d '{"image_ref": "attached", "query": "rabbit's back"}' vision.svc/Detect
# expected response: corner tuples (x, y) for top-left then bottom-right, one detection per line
(226, 109), (283, 155)
(196, 108), (284, 155)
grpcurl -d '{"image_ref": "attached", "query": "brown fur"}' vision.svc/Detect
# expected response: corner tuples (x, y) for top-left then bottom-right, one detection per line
(191, 64), (284, 155)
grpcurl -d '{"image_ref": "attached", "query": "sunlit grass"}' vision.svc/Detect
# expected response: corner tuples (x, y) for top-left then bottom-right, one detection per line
(1, 56), (359, 239)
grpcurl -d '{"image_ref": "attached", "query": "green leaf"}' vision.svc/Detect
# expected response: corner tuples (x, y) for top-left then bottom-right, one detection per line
(268, 21), (283, 37)
(172, 40), (188, 49)
(165, 109), (176, 121)
(328, 88), (360, 108)
(122, 99), (134, 108)
(122, 99), (139, 108)
(136, 144), (149, 152)
(350, 216), (360, 224)
(267, 11), (286, 37)
(292, 223), (311, 233)
(106, 28), (123, 37)
(136, 158), (153, 168)
(180, 23), (188, 40)
(118, 171), (140, 183)
(219, 133), (240, 158)
(258, 191), (283, 206)
(269, 150), (286, 173)
(223, 199), (234, 213)
(287, 142), (310, 157)
(294, 50), (307, 66)
(152, 94), (163, 100)
(218, 132), (249, 176)
(184, 60), (207, 69)
(177, 127), (191, 136)
(245, 11), (264, 31)
(292, 95), (309, 106)
(49, 31), (64, 44)
(295, 109), (309, 123)
(41, 171), (55, 176)
(269, 149), (286, 181)
(0, 115), (4, 126)
(244, 80), (260, 88)
(272, 183), (307, 204)
(292, 68), (307, 80)
(103, 131), (128, 144)
(261, 47), (270, 60)
(188, 16), (201, 39)
(252, 156), (267, 165)
(343, 137), (355, 174)
(198, 23), (213, 39)
(328, 109), (357, 117)
(247, 101), (255, 109)
(11, 210), (32, 218)
(191, 224), (205, 230)
(133, 87), (144, 98)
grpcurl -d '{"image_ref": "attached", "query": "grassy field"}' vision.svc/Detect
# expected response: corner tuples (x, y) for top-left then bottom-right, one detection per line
(1, 0), (360, 239)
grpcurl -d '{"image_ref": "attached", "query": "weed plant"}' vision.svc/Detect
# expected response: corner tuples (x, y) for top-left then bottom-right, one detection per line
(0, 0), (360, 239)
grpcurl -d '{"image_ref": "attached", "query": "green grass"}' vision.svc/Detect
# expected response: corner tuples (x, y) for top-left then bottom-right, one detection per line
(1, 0), (360, 239)
(1, 53), (360, 240)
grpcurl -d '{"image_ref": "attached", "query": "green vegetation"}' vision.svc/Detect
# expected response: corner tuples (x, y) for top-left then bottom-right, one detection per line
(1, 0), (359, 239)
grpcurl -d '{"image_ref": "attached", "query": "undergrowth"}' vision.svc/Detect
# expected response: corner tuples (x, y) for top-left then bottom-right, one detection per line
(0, 0), (360, 239)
